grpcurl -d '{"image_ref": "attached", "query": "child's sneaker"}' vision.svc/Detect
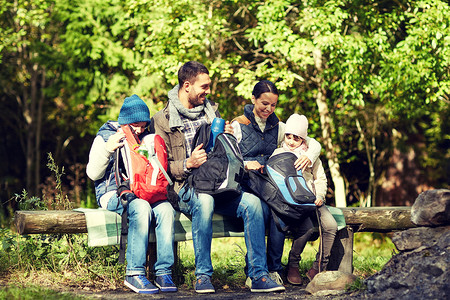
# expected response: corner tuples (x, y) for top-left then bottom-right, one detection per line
(155, 274), (178, 292)
(124, 275), (159, 294)
(269, 271), (284, 285)
(251, 275), (285, 293)
(195, 275), (215, 294)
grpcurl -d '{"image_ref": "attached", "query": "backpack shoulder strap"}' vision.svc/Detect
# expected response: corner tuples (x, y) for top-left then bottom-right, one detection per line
(114, 147), (132, 199)
(118, 209), (128, 264)
(121, 124), (141, 146)
(148, 134), (173, 185)
(192, 123), (211, 150)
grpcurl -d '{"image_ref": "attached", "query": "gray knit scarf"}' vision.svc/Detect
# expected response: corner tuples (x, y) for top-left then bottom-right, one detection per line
(168, 84), (216, 129)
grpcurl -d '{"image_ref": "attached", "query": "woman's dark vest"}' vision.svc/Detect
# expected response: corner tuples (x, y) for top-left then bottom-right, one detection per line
(234, 104), (279, 166)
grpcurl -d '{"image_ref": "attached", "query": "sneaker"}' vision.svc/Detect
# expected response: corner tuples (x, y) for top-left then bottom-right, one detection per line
(245, 277), (252, 289)
(251, 275), (285, 293)
(124, 275), (159, 294)
(155, 274), (178, 292)
(306, 267), (319, 281)
(195, 275), (215, 294)
(269, 271), (284, 286)
(286, 266), (302, 285)
(247, 273), (282, 289)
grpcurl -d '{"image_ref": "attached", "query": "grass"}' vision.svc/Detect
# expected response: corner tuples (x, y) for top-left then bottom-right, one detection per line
(352, 232), (397, 277)
(177, 232), (396, 289)
(0, 228), (396, 298)
(0, 285), (87, 300)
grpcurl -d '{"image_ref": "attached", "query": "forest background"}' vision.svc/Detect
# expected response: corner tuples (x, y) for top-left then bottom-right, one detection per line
(0, 0), (449, 223)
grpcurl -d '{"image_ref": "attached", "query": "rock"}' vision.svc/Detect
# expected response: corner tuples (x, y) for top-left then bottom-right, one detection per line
(365, 241), (450, 299)
(360, 189), (450, 299)
(392, 225), (450, 251)
(305, 271), (358, 296)
(411, 189), (450, 226)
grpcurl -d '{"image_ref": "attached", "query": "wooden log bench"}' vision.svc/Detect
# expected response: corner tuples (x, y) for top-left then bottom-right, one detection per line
(14, 207), (415, 276)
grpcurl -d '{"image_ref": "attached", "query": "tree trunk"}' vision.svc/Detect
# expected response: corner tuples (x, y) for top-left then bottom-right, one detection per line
(313, 49), (347, 207)
(356, 118), (376, 207)
(29, 62), (39, 195)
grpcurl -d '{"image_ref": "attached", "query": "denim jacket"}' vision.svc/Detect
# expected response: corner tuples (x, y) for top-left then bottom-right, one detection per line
(91, 122), (120, 206)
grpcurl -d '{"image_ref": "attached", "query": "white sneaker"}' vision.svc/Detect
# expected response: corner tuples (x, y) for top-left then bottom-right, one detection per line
(245, 277), (252, 289)
(269, 271), (284, 286)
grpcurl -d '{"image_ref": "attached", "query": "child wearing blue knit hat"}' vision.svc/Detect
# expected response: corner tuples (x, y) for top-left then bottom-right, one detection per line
(118, 94), (152, 125)
(87, 95), (177, 294)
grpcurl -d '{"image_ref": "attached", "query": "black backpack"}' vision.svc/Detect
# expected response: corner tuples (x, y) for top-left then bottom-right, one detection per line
(187, 123), (244, 199)
(247, 152), (317, 231)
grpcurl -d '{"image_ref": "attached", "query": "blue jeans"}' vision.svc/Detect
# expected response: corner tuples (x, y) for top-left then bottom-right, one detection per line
(178, 186), (269, 280)
(106, 195), (175, 276)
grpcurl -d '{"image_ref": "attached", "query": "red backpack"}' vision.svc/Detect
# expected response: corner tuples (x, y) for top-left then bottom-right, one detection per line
(114, 125), (172, 204)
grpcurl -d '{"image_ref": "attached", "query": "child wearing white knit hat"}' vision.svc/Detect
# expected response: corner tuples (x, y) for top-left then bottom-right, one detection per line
(285, 113), (308, 140)
(279, 113), (309, 155)
(270, 113), (338, 286)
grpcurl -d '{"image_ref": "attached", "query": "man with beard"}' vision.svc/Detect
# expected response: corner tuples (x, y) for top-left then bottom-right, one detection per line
(151, 61), (285, 294)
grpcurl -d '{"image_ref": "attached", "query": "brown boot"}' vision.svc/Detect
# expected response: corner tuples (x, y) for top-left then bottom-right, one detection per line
(306, 267), (319, 281)
(286, 266), (302, 285)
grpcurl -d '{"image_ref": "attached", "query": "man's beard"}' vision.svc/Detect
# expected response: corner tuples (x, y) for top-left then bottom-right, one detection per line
(188, 89), (206, 107)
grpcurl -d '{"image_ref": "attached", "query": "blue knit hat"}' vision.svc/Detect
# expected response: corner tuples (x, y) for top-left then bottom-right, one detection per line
(118, 94), (151, 125)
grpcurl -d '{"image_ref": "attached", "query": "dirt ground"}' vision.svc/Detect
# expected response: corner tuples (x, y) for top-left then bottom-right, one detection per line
(0, 272), (363, 299)
(60, 284), (362, 300)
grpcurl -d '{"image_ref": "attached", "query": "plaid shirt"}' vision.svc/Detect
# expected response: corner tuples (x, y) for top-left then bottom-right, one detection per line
(180, 112), (208, 157)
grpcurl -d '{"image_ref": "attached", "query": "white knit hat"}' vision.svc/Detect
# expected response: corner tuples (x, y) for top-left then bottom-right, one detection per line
(285, 114), (308, 140)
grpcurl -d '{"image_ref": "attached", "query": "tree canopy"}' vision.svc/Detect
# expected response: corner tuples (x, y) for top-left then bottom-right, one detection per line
(0, 0), (448, 216)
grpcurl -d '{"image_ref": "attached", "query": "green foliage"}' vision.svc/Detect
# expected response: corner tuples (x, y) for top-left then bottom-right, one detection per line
(14, 190), (46, 211)
(0, 0), (449, 214)
(45, 153), (72, 210)
(0, 228), (124, 285)
(377, 0), (450, 116)
(352, 232), (396, 277)
(11, 153), (73, 211)
(238, 0), (450, 204)
(0, 285), (86, 300)
(346, 276), (367, 293)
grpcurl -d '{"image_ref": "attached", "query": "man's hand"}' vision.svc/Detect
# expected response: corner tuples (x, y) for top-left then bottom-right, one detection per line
(294, 155), (312, 171)
(245, 161), (264, 173)
(186, 144), (207, 169)
(106, 129), (125, 152)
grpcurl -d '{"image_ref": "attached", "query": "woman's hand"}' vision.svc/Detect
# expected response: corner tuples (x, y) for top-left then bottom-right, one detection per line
(224, 120), (234, 135)
(245, 161), (264, 173)
(106, 129), (125, 152)
(315, 197), (324, 207)
(294, 155), (311, 171)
